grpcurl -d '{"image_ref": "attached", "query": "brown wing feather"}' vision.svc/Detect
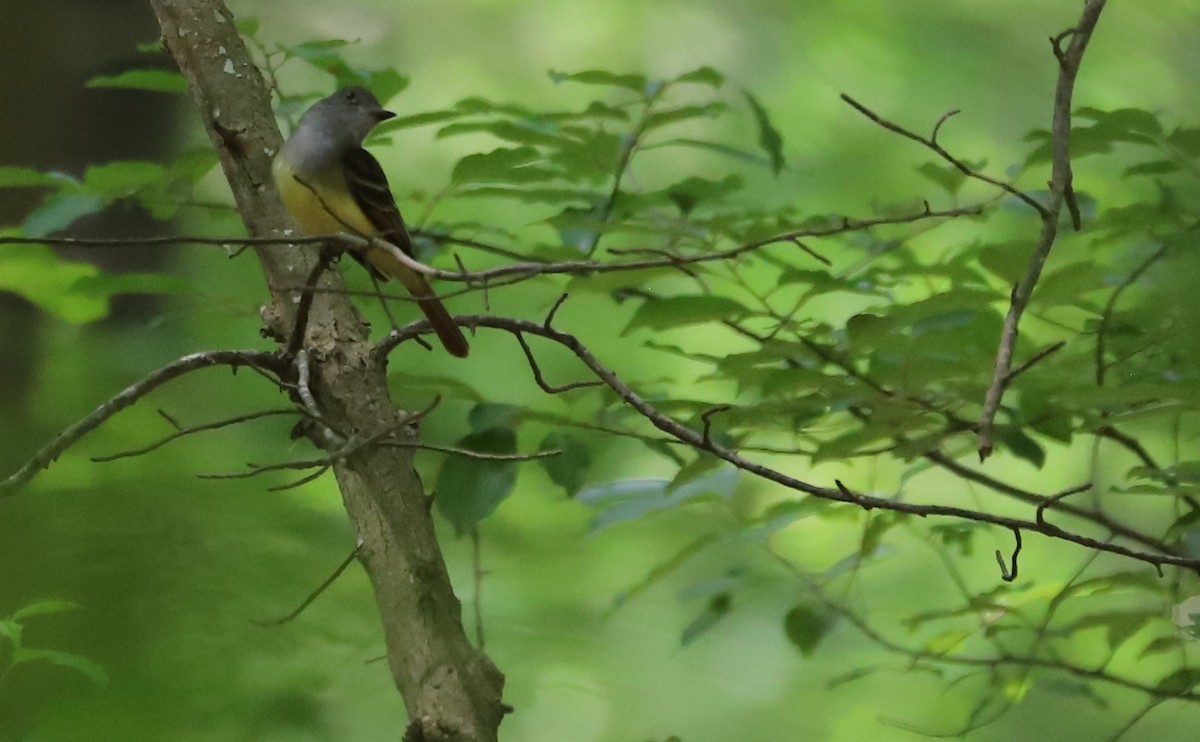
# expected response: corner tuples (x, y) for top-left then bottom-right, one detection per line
(341, 147), (469, 358)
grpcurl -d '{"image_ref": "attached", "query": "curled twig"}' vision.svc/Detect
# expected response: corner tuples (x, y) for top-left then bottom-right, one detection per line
(514, 332), (602, 395)
(544, 293), (569, 330)
(931, 108), (961, 145)
(700, 405), (732, 448)
(995, 527), (1023, 582)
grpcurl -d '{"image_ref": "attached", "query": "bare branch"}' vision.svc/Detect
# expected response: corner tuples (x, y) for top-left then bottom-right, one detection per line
(0, 350), (283, 496)
(978, 0), (1109, 459)
(840, 94), (1048, 217)
(514, 332), (602, 394)
(4, 203), (981, 299)
(385, 313), (1200, 573)
(378, 441), (561, 462)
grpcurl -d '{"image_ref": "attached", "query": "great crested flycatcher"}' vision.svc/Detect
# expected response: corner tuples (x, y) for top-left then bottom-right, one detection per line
(273, 87), (469, 358)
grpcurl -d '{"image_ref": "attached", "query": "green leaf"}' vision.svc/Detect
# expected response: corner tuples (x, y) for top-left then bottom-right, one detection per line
(538, 432), (591, 495)
(451, 147), (553, 184)
(680, 593), (732, 646)
(87, 69), (187, 94)
(673, 66), (725, 88)
(1125, 160), (1180, 176)
(0, 244), (108, 323)
(741, 90), (785, 175)
(929, 523), (987, 557)
(1156, 668), (1200, 694)
(610, 533), (719, 612)
(924, 629), (972, 655)
(1041, 679), (1110, 709)
(23, 193), (107, 237)
(69, 273), (189, 299)
(434, 427), (518, 535)
(646, 138), (775, 169)
(377, 110), (466, 132)
(624, 296), (748, 334)
(1140, 636), (1181, 659)
(577, 467), (738, 533)
(13, 648), (108, 687)
(1001, 429), (1046, 469)
(287, 40), (409, 101)
(467, 403), (522, 432)
(438, 119), (566, 147)
(0, 167), (69, 188)
(387, 372), (483, 403)
(1168, 127), (1200, 157)
(11, 600), (81, 621)
(1076, 610), (1161, 652)
(550, 130), (622, 182)
(783, 603), (836, 656)
(83, 161), (166, 197)
(916, 161), (969, 195)
(234, 15), (260, 37)
(665, 175), (744, 215)
(643, 103), (728, 132)
(669, 451), (727, 492)
(1075, 107), (1163, 137)
(549, 69), (649, 92)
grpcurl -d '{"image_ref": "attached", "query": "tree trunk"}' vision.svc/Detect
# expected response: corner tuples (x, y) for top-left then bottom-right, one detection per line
(146, 2), (505, 739)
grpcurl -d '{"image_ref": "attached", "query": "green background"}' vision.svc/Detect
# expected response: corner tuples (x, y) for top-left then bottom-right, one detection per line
(1, 1), (1198, 740)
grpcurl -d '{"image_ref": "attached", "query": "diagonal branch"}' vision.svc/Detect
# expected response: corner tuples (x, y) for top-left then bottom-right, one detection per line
(0, 350), (284, 496)
(840, 94), (1048, 217)
(977, 0), (1109, 459)
(384, 314), (1200, 573)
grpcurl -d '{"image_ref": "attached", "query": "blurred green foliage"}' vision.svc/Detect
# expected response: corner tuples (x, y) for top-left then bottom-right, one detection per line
(2, 2), (1200, 741)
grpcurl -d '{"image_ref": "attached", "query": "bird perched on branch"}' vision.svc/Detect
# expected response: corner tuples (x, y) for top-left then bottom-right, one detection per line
(273, 86), (469, 358)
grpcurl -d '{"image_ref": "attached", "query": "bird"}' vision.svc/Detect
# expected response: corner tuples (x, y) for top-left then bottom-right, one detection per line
(272, 86), (469, 358)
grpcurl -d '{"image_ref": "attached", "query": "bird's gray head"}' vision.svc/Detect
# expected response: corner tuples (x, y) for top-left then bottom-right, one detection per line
(297, 87), (395, 147)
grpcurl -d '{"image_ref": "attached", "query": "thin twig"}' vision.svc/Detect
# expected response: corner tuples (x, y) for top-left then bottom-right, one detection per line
(0, 350), (284, 496)
(700, 405), (732, 448)
(286, 249), (336, 355)
(91, 407), (304, 462)
(840, 94), (1047, 217)
(514, 332), (602, 394)
(1004, 341), (1066, 385)
(378, 441), (561, 462)
(253, 544), (361, 627)
(1, 203), (983, 292)
(1096, 244), (1168, 386)
(471, 527), (486, 648)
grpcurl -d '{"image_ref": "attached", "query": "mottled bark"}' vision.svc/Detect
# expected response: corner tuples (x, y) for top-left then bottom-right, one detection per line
(146, 1), (504, 739)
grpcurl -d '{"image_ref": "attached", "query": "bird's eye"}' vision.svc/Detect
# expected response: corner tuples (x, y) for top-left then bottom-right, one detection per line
(346, 90), (358, 103)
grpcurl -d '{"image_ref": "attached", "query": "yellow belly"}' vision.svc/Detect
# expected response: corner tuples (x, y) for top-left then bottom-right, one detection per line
(273, 157), (376, 238)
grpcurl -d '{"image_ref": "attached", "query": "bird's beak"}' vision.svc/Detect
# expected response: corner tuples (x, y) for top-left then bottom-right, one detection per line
(373, 109), (397, 122)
